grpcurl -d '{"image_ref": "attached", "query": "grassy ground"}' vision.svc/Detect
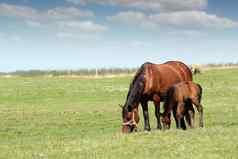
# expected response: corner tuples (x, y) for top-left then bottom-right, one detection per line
(0, 69), (238, 159)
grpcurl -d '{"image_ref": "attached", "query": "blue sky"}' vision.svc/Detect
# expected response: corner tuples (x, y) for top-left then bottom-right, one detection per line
(0, 0), (238, 71)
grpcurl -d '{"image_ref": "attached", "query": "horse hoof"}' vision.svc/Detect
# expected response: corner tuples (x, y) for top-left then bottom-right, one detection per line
(144, 130), (151, 134)
(144, 128), (151, 132)
(157, 126), (162, 130)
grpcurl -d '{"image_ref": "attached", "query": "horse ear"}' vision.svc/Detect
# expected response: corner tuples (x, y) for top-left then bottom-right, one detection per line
(118, 104), (123, 109)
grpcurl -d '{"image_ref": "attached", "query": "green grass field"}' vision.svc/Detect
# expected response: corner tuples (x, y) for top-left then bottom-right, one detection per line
(0, 69), (238, 159)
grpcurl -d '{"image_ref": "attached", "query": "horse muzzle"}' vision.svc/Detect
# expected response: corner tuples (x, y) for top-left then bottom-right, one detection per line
(122, 120), (138, 133)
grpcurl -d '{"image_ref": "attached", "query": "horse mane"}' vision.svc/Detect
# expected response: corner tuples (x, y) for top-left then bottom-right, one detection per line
(132, 62), (151, 84)
(127, 62), (153, 99)
(124, 62), (152, 111)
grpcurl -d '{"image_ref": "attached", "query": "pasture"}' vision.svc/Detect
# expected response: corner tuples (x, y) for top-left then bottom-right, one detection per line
(0, 68), (238, 159)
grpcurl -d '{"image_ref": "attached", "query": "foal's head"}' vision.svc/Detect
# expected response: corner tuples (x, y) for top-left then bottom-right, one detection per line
(161, 113), (171, 130)
(121, 106), (140, 133)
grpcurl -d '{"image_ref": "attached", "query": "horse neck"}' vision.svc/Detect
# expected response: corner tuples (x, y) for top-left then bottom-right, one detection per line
(125, 89), (141, 111)
(125, 75), (144, 110)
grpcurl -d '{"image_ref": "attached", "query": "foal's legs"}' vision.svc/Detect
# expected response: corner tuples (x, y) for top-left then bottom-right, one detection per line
(185, 101), (195, 128)
(176, 102), (186, 130)
(187, 108), (195, 128)
(173, 105), (186, 130)
(173, 106), (178, 128)
(141, 101), (151, 131)
(191, 98), (204, 128)
(181, 118), (186, 130)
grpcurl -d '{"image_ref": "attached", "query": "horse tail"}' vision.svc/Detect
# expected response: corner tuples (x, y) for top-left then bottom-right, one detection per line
(197, 83), (203, 103)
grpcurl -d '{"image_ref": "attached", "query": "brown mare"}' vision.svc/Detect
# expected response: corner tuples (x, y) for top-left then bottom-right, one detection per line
(161, 81), (204, 130)
(121, 61), (192, 133)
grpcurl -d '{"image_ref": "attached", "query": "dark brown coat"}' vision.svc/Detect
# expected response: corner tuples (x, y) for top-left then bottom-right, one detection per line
(122, 61), (192, 133)
(161, 81), (204, 130)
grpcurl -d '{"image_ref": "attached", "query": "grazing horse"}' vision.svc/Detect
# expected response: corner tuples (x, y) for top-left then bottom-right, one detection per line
(121, 61), (192, 133)
(161, 81), (204, 130)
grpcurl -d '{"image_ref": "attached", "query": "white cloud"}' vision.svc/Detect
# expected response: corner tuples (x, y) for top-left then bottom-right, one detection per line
(150, 11), (238, 29)
(0, 3), (94, 21)
(107, 11), (238, 29)
(107, 11), (146, 25)
(157, 0), (207, 12)
(46, 7), (94, 20)
(66, 0), (207, 12)
(104, 40), (153, 50)
(167, 30), (207, 37)
(55, 20), (107, 40)
(56, 31), (103, 41)
(56, 32), (75, 38)
(0, 3), (106, 37)
(57, 21), (107, 33)
(25, 20), (42, 27)
(0, 3), (39, 19)
(66, 0), (86, 5)
(128, 41), (153, 48)
(107, 11), (157, 29)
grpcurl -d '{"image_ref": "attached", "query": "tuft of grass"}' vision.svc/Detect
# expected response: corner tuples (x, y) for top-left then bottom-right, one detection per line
(0, 69), (238, 159)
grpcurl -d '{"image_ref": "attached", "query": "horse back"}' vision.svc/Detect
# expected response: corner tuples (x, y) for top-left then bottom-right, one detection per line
(173, 81), (202, 102)
(143, 61), (192, 100)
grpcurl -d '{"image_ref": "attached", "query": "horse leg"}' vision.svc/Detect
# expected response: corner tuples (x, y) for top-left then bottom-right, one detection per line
(184, 101), (191, 126)
(153, 96), (162, 129)
(185, 101), (195, 128)
(154, 102), (162, 129)
(191, 98), (204, 128)
(141, 101), (151, 131)
(174, 104), (186, 130)
(188, 108), (195, 128)
(168, 112), (171, 129)
(176, 102), (186, 130)
(181, 118), (186, 130)
(173, 105), (179, 128)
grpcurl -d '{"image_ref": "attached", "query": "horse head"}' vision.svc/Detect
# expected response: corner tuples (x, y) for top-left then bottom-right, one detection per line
(160, 113), (171, 130)
(120, 66), (145, 133)
(121, 104), (140, 133)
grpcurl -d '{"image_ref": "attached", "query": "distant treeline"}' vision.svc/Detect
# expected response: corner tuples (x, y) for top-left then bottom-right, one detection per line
(204, 62), (238, 68)
(0, 68), (138, 77)
(1, 63), (238, 77)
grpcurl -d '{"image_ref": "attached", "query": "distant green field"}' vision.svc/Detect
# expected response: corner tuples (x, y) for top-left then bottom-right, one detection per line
(0, 69), (238, 159)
